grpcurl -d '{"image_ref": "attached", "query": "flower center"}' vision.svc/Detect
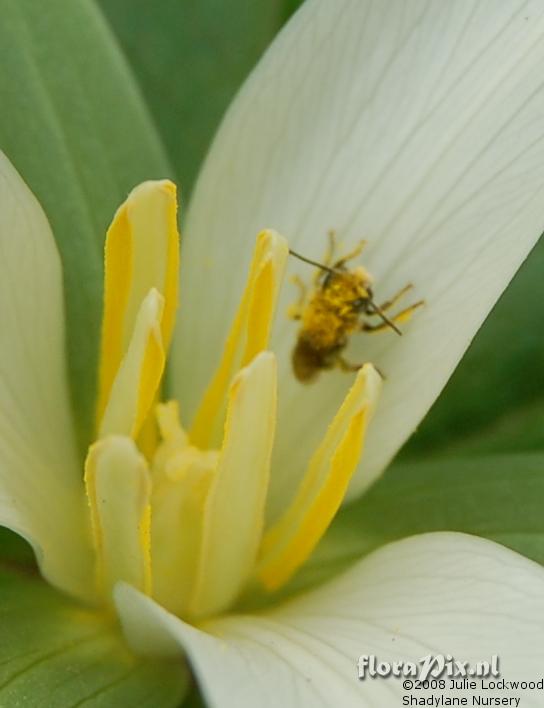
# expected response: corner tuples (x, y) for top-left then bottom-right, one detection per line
(82, 181), (381, 621)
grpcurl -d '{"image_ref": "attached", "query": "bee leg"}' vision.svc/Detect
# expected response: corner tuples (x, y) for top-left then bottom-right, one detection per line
(313, 229), (338, 285)
(324, 229), (337, 266)
(337, 355), (363, 373)
(337, 355), (385, 379)
(287, 274), (307, 320)
(372, 283), (414, 313)
(333, 237), (368, 269)
(362, 300), (425, 333)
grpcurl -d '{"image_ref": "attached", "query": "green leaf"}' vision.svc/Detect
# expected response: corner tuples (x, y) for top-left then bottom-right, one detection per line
(0, 529), (34, 568)
(0, 0), (173, 452)
(403, 238), (544, 456)
(250, 452), (544, 606)
(181, 686), (208, 708)
(0, 566), (188, 707)
(98, 0), (305, 195)
(428, 398), (544, 458)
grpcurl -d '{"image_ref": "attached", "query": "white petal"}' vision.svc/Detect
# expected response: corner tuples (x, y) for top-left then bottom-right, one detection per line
(0, 152), (93, 600)
(173, 0), (544, 507)
(116, 533), (544, 708)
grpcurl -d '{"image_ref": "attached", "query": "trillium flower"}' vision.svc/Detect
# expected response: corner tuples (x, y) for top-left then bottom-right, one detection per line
(2, 1), (544, 706)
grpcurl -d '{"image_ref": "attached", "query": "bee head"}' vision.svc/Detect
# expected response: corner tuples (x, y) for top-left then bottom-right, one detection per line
(348, 266), (374, 311)
(350, 294), (371, 312)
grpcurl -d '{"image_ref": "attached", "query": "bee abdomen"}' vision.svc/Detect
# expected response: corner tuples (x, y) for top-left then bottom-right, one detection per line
(292, 338), (324, 383)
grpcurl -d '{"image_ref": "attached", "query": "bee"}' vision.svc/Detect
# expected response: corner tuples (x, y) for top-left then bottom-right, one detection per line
(288, 231), (424, 382)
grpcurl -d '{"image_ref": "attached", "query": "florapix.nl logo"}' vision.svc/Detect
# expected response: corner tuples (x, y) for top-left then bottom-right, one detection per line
(357, 655), (500, 682)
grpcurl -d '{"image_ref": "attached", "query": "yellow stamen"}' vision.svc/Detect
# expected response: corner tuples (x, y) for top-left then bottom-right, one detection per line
(84, 436), (152, 600)
(97, 180), (179, 429)
(188, 352), (277, 618)
(257, 364), (382, 590)
(190, 230), (287, 448)
(156, 400), (189, 449)
(99, 288), (165, 439)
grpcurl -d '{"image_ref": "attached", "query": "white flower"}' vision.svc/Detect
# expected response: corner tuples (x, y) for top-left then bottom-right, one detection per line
(175, 0), (544, 510)
(1, 1), (544, 707)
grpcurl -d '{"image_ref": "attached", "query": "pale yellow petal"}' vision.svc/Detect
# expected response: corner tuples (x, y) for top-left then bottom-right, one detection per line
(0, 151), (94, 602)
(257, 364), (381, 590)
(188, 352), (277, 618)
(97, 180), (179, 427)
(99, 289), (165, 439)
(84, 436), (152, 601)
(190, 231), (287, 449)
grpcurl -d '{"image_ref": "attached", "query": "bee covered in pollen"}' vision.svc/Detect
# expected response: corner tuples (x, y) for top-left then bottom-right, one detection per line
(288, 231), (424, 382)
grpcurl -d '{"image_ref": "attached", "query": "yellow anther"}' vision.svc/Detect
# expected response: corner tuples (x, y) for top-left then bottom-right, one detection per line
(99, 288), (165, 440)
(188, 352), (277, 618)
(257, 364), (382, 590)
(190, 230), (288, 449)
(97, 180), (180, 430)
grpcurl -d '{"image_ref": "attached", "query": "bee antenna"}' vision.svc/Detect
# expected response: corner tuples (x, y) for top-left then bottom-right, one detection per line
(289, 248), (337, 275)
(368, 300), (402, 336)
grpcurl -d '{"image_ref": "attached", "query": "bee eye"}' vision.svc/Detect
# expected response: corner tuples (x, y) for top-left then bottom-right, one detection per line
(351, 297), (368, 311)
